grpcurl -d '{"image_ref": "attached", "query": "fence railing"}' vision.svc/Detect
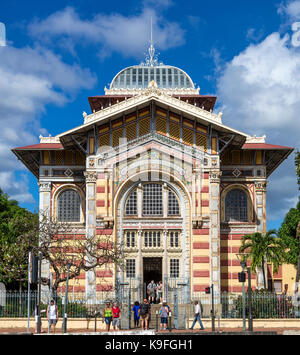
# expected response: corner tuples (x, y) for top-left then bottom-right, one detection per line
(0, 290), (300, 319)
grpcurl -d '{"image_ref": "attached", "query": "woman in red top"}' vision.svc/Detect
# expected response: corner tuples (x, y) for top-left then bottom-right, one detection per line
(112, 302), (121, 330)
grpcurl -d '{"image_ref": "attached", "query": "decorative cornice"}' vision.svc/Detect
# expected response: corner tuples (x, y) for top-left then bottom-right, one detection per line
(39, 135), (61, 144)
(84, 86), (222, 125)
(104, 86), (200, 96)
(245, 135), (266, 144)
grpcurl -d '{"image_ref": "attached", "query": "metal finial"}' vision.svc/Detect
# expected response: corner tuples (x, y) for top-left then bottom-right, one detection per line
(142, 17), (162, 67)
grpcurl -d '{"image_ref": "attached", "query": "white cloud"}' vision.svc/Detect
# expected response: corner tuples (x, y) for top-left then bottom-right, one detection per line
(278, 0), (300, 21)
(28, 6), (185, 60)
(216, 28), (300, 223)
(0, 44), (97, 203)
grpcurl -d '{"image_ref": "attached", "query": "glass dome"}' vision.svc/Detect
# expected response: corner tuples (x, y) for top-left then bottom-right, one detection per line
(110, 65), (195, 90)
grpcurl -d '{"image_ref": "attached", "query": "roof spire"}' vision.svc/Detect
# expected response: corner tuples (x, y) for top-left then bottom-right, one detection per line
(144, 17), (161, 67)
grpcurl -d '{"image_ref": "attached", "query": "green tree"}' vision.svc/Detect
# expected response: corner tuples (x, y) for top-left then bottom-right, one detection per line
(239, 230), (284, 289)
(0, 189), (38, 289)
(278, 151), (300, 291)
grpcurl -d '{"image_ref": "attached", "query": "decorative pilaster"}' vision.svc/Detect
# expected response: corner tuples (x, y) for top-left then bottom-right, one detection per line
(254, 180), (268, 234)
(84, 171), (97, 300)
(209, 169), (222, 295)
(38, 181), (52, 302)
(137, 229), (143, 279)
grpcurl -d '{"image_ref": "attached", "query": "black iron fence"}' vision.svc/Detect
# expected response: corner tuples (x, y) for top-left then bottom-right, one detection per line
(1, 290), (300, 320)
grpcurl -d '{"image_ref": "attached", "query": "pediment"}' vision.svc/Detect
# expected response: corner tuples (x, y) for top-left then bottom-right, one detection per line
(58, 87), (248, 150)
(86, 132), (211, 185)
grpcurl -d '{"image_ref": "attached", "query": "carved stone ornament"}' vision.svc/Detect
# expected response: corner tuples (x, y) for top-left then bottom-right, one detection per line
(38, 181), (51, 192)
(209, 170), (222, 182)
(84, 171), (97, 183)
(254, 181), (268, 191)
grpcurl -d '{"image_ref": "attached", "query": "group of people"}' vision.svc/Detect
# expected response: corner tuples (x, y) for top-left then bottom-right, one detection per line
(34, 284), (205, 333)
(132, 298), (171, 331)
(147, 280), (163, 304)
(103, 298), (171, 331)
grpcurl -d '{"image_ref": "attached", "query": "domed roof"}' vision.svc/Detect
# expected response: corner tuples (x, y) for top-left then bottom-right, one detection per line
(110, 64), (195, 90)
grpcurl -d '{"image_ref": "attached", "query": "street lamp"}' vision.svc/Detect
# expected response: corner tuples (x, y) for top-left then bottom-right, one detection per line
(236, 253), (249, 331)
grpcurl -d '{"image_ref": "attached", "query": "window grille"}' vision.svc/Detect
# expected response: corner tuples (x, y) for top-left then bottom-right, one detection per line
(169, 121), (180, 141)
(126, 259), (136, 278)
(112, 127), (123, 147)
(143, 184), (163, 216)
(170, 231), (179, 247)
(168, 190), (180, 216)
(170, 259), (179, 278)
(182, 126), (194, 146)
(156, 116), (167, 135)
(196, 133), (207, 152)
(57, 189), (81, 222)
(126, 231), (136, 248)
(138, 117), (150, 137)
(144, 231), (161, 247)
(125, 190), (137, 215)
(225, 188), (248, 222)
(125, 122), (137, 142)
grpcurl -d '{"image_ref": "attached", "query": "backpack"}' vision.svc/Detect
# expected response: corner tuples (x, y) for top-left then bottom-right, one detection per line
(140, 303), (149, 315)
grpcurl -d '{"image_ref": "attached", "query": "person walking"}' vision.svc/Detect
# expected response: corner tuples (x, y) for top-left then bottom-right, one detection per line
(157, 281), (163, 304)
(159, 302), (169, 331)
(132, 301), (140, 328)
(139, 298), (150, 330)
(47, 299), (59, 334)
(190, 300), (204, 330)
(103, 302), (113, 331)
(112, 301), (121, 331)
(147, 280), (157, 304)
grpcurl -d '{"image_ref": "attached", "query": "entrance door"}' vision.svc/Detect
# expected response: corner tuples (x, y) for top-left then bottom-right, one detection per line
(143, 257), (162, 298)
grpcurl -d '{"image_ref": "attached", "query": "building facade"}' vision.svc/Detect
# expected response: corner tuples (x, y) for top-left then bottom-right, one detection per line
(12, 52), (293, 299)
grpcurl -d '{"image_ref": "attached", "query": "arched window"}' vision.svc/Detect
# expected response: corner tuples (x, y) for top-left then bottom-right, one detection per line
(143, 183), (163, 216)
(57, 189), (81, 222)
(225, 188), (248, 222)
(168, 190), (180, 216)
(125, 189), (137, 215)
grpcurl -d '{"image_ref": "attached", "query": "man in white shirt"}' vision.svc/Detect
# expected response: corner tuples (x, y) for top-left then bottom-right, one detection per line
(47, 299), (59, 334)
(190, 300), (204, 330)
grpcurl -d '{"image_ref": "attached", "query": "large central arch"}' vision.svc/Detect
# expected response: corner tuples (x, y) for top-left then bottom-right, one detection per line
(113, 170), (192, 300)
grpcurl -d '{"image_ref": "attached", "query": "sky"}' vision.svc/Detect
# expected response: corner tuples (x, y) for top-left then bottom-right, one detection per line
(0, 0), (299, 230)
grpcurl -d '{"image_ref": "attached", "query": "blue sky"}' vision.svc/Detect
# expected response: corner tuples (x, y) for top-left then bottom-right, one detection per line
(0, 0), (299, 229)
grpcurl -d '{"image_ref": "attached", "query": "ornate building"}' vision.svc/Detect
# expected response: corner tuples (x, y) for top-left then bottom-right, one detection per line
(12, 46), (293, 299)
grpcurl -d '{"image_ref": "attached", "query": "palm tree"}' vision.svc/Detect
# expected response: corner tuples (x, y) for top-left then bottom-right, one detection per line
(239, 229), (284, 289)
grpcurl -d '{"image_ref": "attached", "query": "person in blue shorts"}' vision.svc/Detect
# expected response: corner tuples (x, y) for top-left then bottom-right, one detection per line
(132, 301), (140, 328)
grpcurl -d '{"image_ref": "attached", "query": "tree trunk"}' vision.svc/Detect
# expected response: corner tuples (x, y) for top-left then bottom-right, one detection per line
(262, 257), (267, 289)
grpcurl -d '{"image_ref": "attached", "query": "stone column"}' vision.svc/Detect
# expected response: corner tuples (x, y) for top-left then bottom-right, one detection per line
(209, 169), (222, 295)
(163, 229), (168, 300)
(255, 180), (268, 289)
(255, 180), (267, 234)
(137, 229), (143, 279)
(38, 181), (52, 302)
(84, 171), (97, 301)
(137, 183), (143, 218)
